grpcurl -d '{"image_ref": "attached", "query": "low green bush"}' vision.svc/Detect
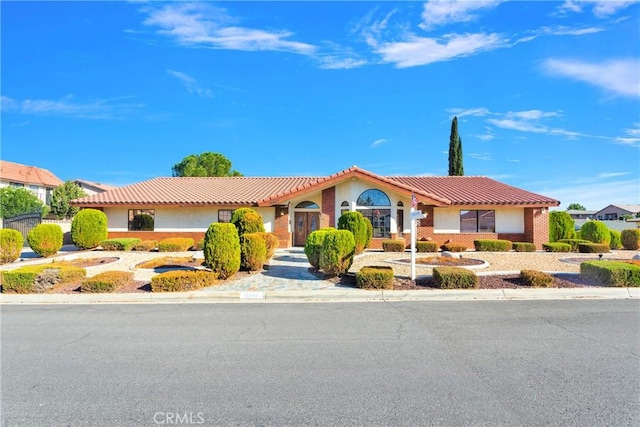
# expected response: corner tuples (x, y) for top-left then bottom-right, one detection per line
(240, 232), (267, 271)
(193, 238), (205, 251)
(513, 242), (536, 252)
(255, 232), (279, 260)
(621, 229), (639, 250)
(609, 230), (622, 250)
(520, 270), (554, 287)
(1, 264), (85, 293)
(440, 243), (467, 252)
(558, 239), (591, 252)
(27, 223), (63, 257)
(416, 241), (439, 252)
(433, 267), (478, 289)
(578, 243), (610, 253)
(304, 230), (330, 270)
(580, 220), (611, 245)
(158, 237), (195, 252)
(473, 239), (512, 252)
(71, 209), (108, 249)
(382, 240), (405, 252)
(100, 238), (141, 251)
(319, 229), (356, 276)
(81, 271), (133, 293)
(133, 240), (157, 251)
(356, 266), (394, 290)
(542, 242), (572, 252)
(150, 270), (219, 292)
(0, 229), (24, 264)
(580, 261), (640, 287)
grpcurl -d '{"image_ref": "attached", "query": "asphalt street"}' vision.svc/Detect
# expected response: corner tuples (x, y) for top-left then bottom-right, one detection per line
(1, 300), (639, 426)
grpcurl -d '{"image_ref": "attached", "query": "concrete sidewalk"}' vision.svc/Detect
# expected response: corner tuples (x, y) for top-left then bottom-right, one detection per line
(1, 247), (638, 304)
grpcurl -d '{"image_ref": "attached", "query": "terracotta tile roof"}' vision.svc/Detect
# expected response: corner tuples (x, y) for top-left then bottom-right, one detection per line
(0, 160), (63, 187)
(70, 176), (320, 206)
(70, 167), (560, 207)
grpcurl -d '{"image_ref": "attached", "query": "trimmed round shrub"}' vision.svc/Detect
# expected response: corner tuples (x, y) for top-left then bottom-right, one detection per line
(542, 242), (572, 252)
(513, 242), (536, 252)
(100, 238), (141, 251)
(473, 239), (512, 252)
(71, 209), (108, 249)
(356, 266), (394, 290)
(433, 267), (478, 289)
(304, 229), (330, 269)
(133, 240), (157, 251)
(81, 271), (133, 293)
(27, 223), (63, 257)
(520, 270), (554, 288)
(319, 229), (356, 276)
(255, 232), (279, 260)
(549, 211), (576, 242)
(158, 237), (195, 252)
(440, 243), (467, 252)
(558, 239), (592, 252)
(580, 221), (611, 245)
(382, 239), (405, 252)
(609, 230), (622, 250)
(0, 229), (23, 264)
(131, 213), (154, 231)
(621, 229), (640, 250)
(203, 223), (240, 280)
(337, 211), (369, 254)
(231, 208), (265, 237)
(416, 241), (439, 252)
(240, 232), (267, 271)
(151, 270), (219, 292)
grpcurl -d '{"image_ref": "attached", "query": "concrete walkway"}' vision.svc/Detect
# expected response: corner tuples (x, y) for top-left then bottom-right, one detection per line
(1, 247), (639, 304)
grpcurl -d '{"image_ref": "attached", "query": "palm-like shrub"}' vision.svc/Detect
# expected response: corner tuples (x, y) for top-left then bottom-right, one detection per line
(231, 208), (265, 237)
(0, 229), (23, 264)
(580, 220), (611, 245)
(71, 209), (108, 249)
(337, 211), (369, 254)
(319, 229), (356, 276)
(27, 223), (63, 257)
(203, 223), (240, 279)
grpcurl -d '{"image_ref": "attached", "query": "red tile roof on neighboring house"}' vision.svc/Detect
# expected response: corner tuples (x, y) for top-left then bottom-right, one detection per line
(0, 160), (63, 188)
(70, 166), (560, 207)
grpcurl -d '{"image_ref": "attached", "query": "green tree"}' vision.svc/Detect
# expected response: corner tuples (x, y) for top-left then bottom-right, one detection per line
(172, 152), (242, 177)
(49, 180), (87, 219)
(549, 211), (576, 242)
(566, 203), (586, 211)
(0, 187), (44, 218)
(448, 116), (464, 176)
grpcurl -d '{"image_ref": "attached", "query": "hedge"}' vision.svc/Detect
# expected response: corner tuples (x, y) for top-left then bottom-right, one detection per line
(1, 264), (86, 293)
(100, 238), (141, 251)
(382, 240), (405, 252)
(81, 271), (133, 293)
(0, 229), (23, 264)
(150, 270), (219, 292)
(621, 229), (640, 250)
(513, 242), (536, 252)
(133, 240), (158, 251)
(577, 243), (610, 253)
(473, 239), (512, 252)
(558, 239), (591, 252)
(580, 261), (640, 287)
(520, 270), (554, 288)
(158, 237), (195, 252)
(355, 266), (394, 290)
(440, 243), (467, 252)
(416, 241), (439, 252)
(542, 242), (572, 252)
(433, 267), (478, 289)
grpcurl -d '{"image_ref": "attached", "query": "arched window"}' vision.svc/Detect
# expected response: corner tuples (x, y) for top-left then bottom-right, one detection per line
(397, 201), (404, 207)
(356, 189), (391, 238)
(356, 189), (390, 207)
(295, 201), (319, 209)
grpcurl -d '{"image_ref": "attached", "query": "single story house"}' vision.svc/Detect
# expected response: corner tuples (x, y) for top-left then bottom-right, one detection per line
(70, 166), (559, 249)
(593, 204), (640, 221)
(0, 160), (63, 205)
(73, 179), (117, 196)
(566, 209), (595, 220)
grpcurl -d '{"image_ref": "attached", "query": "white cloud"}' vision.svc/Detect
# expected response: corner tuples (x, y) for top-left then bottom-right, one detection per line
(142, 2), (315, 55)
(542, 58), (640, 98)
(468, 153), (492, 161)
(420, 0), (504, 30)
(506, 110), (561, 120)
(371, 138), (388, 148)
(1, 95), (144, 119)
(167, 70), (213, 97)
(447, 107), (491, 118)
(557, 1), (638, 18)
(376, 32), (505, 68)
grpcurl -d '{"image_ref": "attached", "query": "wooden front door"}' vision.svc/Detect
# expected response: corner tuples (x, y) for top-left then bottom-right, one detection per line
(294, 212), (320, 246)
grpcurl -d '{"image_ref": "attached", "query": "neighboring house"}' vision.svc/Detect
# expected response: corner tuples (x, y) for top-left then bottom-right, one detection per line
(566, 209), (595, 220)
(0, 160), (63, 205)
(593, 204), (640, 221)
(73, 179), (117, 196)
(70, 166), (559, 249)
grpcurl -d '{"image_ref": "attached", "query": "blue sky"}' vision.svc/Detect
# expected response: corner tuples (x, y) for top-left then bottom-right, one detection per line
(2, 0), (639, 210)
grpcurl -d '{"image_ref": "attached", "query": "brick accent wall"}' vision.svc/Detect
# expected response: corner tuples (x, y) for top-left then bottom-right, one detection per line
(524, 207), (549, 249)
(322, 187), (336, 227)
(274, 206), (292, 248)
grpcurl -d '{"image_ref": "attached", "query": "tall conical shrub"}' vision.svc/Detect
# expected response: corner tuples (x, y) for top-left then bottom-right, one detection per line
(231, 208), (265, 237)
(549, 211), (575, 242)
(337, 211), (369, 254)
(203, 223), (240, 279)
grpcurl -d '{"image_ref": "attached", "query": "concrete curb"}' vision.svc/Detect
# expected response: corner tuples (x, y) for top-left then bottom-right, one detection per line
(1, 287), (637, 304)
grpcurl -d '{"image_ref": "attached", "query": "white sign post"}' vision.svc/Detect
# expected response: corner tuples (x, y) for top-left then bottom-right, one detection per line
(409, 209), (426, 281)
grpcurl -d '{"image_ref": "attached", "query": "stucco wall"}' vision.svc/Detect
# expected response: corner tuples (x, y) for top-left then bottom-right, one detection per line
(433, 207), (524, 234)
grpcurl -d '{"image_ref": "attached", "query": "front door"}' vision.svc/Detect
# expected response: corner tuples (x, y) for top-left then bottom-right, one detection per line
(294, 212), (320, 246)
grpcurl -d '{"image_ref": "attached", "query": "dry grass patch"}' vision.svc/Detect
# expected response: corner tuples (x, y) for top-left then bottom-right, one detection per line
(135, 257), (202, 269)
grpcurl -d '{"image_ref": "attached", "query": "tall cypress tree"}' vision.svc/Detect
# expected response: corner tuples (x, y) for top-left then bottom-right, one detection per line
(448, 116), (464, 176)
